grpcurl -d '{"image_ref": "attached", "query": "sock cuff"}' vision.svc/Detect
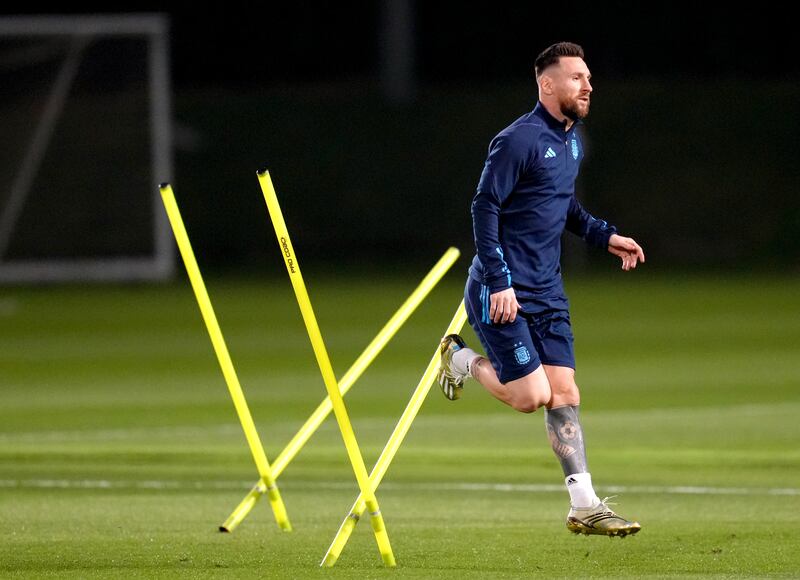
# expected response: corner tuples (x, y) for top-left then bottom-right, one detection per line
(565, 472), (600, 508)
(565, 472), (592, 487)
(452, 347), (479, 377)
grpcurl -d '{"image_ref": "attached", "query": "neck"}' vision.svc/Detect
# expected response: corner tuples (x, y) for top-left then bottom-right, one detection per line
(539, 98), (574, 131)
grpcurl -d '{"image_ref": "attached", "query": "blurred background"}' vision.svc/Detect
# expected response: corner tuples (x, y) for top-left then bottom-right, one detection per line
(1, 2), (798, 281)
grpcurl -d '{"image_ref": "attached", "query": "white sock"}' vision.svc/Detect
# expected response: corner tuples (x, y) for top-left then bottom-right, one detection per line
(451, 347), (479, 377)
(565, 472), (600, 509)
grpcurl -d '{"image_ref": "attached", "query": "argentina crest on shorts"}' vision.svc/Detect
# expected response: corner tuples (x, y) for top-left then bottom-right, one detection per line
(571, 138), (579, 160)
(513, 342), (531, 365)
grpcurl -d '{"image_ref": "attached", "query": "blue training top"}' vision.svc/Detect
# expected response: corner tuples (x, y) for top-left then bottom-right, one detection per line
(469, 101), (617, 298)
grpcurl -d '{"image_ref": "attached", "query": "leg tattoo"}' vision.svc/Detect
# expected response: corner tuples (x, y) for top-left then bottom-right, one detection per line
(545, 405), (588, 476)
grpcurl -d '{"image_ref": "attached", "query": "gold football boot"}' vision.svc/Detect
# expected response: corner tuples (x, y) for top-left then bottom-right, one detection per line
(567, 497), (641, 537)
(437, 334), (467, 401)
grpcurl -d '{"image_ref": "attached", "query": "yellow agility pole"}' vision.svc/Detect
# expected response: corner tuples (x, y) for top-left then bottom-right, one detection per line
(221, 247), (460, 532)
(159, 183), (291, 533)
(322, 300), (467, 567)
(258, 169), (395, 566)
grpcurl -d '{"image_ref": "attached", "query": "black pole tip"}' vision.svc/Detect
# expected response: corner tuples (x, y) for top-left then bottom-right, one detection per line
(256, 167), (268, 175)
(159, 182), (170, 189)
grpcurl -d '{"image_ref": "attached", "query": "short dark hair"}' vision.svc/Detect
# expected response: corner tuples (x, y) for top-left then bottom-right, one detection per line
(534, 42), (585, 77)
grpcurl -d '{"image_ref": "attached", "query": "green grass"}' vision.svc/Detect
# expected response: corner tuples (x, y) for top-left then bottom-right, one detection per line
(1, 274), (799, 578)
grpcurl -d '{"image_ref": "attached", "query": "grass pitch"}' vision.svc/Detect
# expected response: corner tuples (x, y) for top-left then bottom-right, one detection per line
(1, 273), (799, 578)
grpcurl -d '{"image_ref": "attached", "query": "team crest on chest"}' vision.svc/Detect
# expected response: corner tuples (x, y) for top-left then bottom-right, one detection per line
(571, 138), (579, 160)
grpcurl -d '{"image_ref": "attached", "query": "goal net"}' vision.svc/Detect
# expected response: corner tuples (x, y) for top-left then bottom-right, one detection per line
(0, 14), (173, 282)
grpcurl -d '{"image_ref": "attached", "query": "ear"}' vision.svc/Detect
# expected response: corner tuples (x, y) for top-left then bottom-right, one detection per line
(539, 73), (554, 96)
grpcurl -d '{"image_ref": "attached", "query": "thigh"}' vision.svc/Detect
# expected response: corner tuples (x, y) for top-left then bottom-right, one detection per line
(508, 363), (553, 410)
(464, 278), (541, 384)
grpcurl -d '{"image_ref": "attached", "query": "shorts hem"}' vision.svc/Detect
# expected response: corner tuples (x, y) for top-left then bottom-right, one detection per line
(540, 359), (576, 370)
(499, 362), (542, 384)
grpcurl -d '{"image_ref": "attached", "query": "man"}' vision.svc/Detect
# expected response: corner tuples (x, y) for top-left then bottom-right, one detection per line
(438, 42), (644, 537)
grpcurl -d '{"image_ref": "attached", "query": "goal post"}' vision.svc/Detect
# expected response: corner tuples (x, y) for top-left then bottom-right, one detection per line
(0, 14), (173, 282)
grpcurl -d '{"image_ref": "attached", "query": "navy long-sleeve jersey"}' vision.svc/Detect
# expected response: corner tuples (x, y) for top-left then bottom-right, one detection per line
(468, 102), (617, 297)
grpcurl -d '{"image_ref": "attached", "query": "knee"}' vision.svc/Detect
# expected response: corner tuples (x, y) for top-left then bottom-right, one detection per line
(511, 392), (549, 414)
(506, 368), (551, 413)
(550, 382), (580, 407)
(543, 366), (581, 406)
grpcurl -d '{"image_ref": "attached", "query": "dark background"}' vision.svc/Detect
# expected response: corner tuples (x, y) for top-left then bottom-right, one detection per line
(2, 2), (799, 275)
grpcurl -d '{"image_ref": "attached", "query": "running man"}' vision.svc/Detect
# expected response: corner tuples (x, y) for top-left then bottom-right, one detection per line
(438, 42), (644, 537)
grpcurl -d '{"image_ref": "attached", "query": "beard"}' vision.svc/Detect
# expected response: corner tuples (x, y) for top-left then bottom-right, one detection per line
(560, 94), (590, 121)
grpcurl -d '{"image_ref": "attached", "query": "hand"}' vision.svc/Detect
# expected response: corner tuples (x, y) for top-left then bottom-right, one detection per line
(489, 287), (520, 324)
(608, 233), (645, 271)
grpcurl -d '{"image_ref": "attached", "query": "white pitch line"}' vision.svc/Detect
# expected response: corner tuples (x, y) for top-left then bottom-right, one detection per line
(0, 479), (798, 496)
(0, 424), (246, 443)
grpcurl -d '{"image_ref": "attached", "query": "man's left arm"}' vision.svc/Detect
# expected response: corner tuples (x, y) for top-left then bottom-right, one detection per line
(565, 195), (645, 271)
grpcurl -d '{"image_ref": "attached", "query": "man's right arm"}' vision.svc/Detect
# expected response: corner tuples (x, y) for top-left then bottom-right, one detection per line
(472, 130), (529, 322)
(471, 192), (510, 291)
(472, 131), (528, 292)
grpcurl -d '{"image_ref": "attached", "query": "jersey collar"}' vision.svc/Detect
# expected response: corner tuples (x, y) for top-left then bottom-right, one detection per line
(533, 101), (583, 132)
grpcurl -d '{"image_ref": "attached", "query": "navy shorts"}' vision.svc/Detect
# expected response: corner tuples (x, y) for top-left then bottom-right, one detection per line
(464, 277), (575, 383)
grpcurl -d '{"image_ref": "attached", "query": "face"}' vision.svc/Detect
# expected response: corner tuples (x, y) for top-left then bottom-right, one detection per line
(543, 56), (593, 120)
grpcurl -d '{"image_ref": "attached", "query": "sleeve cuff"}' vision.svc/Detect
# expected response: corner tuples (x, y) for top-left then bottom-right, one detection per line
(596, 227), (617, 249)
(485, 274), (512, 293)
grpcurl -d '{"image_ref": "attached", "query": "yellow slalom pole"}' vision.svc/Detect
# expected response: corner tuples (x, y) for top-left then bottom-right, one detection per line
(159, 183), (291, 533)
(221, 247), (459, 532)
(272, 246), (459, 478)
(322, 301), (467, 567)
(257, 170), (395, 567)
(220, 480), (267, 532)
